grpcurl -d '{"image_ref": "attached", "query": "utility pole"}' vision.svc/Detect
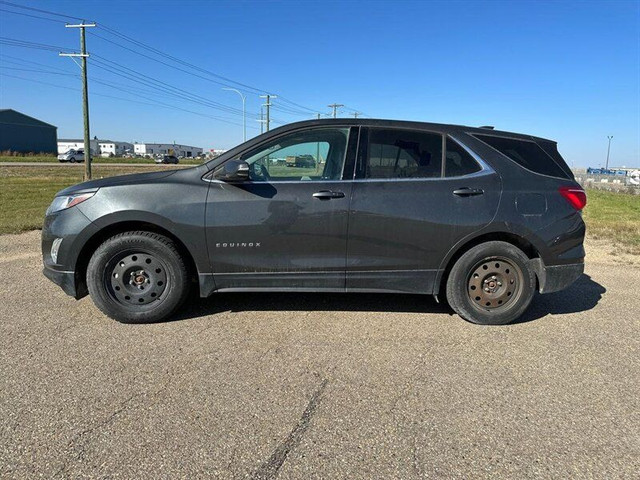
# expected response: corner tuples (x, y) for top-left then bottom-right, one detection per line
(351, 111), (361, 118)
(605, 135), (613, 170)
(60, 22), (96, 180)
(259, 94), (277, 132)
(222, 87), (246, 142)
(328, 103), (344, 118)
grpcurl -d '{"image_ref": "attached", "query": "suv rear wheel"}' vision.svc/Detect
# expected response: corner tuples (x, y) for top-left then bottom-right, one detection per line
(446, 241), (536, 325)
(87, 231), (189, 323)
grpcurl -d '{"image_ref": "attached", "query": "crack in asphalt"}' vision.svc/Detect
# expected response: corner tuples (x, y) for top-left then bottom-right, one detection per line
(51, 378), (174, 479)
(252, 378), (329, 480)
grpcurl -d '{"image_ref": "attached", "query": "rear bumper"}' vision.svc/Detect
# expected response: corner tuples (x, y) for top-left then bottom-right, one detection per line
(531, 259), (584, 294)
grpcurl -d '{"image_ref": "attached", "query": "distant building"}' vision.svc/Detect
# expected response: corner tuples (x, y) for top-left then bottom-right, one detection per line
(58, 138), (98, 155)
(0, 109), (58, 154)
(57, 139), (133, 157)
(210, 149), (228, 158)
(97, 140), (133, 157)
(134, 142), (203, 157)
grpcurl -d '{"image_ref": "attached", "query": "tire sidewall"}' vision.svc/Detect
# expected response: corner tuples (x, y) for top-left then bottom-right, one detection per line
(446, 241), (536, 325)
(87, 232), (188, 323)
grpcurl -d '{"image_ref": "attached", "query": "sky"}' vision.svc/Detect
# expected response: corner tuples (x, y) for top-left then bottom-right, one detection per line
(0, 0), (638, 167)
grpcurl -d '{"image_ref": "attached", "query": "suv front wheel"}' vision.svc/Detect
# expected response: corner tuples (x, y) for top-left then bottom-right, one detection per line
(446, 241), (536, 325)
(87, 231), (190, 323)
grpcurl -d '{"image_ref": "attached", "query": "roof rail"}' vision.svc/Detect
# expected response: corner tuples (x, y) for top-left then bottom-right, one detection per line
(479, 125), (495, 129)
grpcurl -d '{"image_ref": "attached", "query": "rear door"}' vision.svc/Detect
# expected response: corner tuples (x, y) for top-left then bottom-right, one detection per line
(205, 126), (358, 291)
(346, 127), (501, 294)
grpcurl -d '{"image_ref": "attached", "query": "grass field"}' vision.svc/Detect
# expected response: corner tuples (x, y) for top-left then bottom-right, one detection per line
(0, 155), (203, 165)
(0, 164), (190, 235)
(1, 164), (638, 255)
(582, 189), (640, 254)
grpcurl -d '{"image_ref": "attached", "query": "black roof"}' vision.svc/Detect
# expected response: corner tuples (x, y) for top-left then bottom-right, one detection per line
(269, 118), (554, 143)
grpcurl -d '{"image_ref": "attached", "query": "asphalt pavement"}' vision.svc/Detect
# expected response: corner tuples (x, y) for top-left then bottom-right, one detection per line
(1, 231), (638, 479)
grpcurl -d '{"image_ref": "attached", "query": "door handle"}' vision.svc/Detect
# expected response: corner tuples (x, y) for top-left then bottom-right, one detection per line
(313, 190), (345, 200)
(453, 187), (484, 197)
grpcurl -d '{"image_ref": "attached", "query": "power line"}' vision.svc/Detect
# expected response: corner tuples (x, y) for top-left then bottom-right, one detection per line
(88, 31), (265, 95)
(0, 65), (76, 76)
(0, 58), (254, 126)
(0, 4), (368, 118)
(89, 55), (258, 118)
(0, 7), (66, 23)
(0, 36), (73, 52)
(0, 1), (87, 21)
(98, 24), (267, 96)
(0, 53), (76, 73)
(0, 72), (257, 129)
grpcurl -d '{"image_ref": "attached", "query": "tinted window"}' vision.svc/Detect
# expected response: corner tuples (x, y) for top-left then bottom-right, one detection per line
(537, 140), (574, 179)
(366, 128), (442, 179)
(445, 137), (481, 177)
(241, 127), (349, 181)
(473, 134), (570, 179)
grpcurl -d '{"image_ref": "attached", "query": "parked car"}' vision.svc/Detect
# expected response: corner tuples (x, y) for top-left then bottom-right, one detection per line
(156, 155), (179, 164)
(42, 119), (586, 325)
(286, 154), (316, 168)
(57, 149), (86, 163)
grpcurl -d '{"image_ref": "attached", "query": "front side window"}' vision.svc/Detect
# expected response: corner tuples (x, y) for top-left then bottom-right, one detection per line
(365, 128), (443, 179)
(240, 127), (349, 181)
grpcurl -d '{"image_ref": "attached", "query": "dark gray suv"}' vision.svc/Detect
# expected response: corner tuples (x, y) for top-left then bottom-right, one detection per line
(42, 119), (586, 325)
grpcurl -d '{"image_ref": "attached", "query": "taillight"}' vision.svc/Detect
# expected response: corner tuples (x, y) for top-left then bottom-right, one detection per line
(559, 186), (587, 210)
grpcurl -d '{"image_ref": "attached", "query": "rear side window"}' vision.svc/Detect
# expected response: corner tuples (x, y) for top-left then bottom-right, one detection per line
(366, 128), (442, 179)
(473, 134), (570, 179)
(445, 137), (481, 177)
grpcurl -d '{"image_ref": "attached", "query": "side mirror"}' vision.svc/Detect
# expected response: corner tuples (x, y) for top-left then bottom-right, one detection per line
(214, 160), (250, 181)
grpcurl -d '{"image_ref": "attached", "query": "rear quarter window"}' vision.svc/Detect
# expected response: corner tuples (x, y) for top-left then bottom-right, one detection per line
(472, 133), (570, 179)
(445, 137), (482, 177)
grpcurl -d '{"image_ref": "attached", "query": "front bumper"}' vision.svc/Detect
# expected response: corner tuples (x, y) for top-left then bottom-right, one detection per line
(531, 259), (584, 294)
(43, 266), (81, 298)
(42, 204), (98, 300)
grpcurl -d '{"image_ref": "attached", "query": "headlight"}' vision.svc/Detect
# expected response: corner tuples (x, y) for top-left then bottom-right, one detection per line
(46, 191), (96, 215)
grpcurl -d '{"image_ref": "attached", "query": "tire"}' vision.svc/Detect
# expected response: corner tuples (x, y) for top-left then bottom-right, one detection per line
(86, 231), (190, 323)
(446, 241), (536, 325)
(70, 157), (76, 163)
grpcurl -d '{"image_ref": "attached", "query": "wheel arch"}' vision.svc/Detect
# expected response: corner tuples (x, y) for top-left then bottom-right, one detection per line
(74, 220), (200, 298)
(434, 230), (543, 298)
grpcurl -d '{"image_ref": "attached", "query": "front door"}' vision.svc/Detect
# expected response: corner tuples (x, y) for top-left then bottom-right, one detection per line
(205, 126), (357, 291)
(346, 127), (501, 294)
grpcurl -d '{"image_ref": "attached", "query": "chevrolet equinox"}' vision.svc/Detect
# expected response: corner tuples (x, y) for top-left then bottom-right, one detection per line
(42, 119), (586, 325)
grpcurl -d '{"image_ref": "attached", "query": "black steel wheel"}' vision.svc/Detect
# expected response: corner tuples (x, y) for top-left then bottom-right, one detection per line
(87, 231), (190, 323)
(106, 252), (169, 307)
(446, 241), (536, 325)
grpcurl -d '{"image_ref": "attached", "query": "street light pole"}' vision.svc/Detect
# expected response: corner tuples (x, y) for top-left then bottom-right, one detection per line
(605, 135), (613, 171)
(222, 87), (246, 142)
